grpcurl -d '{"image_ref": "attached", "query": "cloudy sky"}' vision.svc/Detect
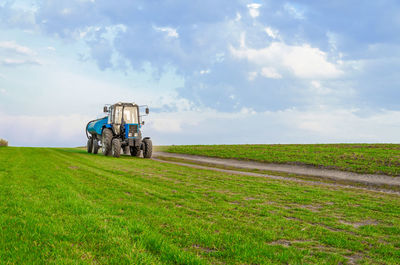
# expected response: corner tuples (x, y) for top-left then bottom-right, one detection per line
(1, 0), (400, 147)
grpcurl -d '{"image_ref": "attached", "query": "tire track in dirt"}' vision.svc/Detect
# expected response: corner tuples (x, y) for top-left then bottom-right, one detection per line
(152, 152), (400, 195)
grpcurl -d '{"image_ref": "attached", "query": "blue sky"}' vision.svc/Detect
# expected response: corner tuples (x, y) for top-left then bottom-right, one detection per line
(1, 0), (400, 147)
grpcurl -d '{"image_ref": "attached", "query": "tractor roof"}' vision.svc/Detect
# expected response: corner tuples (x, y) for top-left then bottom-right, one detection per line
(113, 102), (138, 107)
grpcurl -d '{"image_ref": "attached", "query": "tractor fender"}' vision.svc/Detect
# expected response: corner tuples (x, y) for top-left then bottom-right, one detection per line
(103, 124), (116, 136)
(143, 137), (151, 140)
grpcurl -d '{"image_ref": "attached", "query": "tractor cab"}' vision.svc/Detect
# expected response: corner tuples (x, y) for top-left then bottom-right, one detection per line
(106, 103), (140, 136)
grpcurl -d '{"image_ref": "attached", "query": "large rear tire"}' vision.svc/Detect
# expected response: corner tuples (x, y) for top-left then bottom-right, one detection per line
(102, 129), (113, 156)
(112, 138), (121, 158)
(143, 138), (152, 159)
(93, 140), (99, 154)
(87, 138), (93, 153)
(130, 146), (141, 157)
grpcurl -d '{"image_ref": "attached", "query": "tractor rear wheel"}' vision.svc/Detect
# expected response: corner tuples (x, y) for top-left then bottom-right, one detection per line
(143, 138), (153, 159)
(87, 138), (93, 153)
(93, 140), (99, 154)
(112, 138), (121, 158)
(102, 129), (113, 156)
(130, 146), (141, 157)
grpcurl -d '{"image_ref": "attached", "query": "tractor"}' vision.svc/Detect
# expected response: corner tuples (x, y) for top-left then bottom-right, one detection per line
(86, 102), (152, 158)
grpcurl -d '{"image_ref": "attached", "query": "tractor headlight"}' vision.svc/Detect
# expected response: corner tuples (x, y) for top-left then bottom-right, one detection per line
(128, 133), (133, 137)
(134, 133), (138, 137)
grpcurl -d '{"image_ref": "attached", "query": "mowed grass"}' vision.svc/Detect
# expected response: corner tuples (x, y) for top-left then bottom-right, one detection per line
(1, 147), (400, 264)
(160, 144), (400, 176)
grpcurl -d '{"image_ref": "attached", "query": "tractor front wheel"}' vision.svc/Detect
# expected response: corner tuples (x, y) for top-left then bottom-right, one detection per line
(143, 138), (153, 159)
(102, 129), (113, 156)
(123, 146), (130, 155)
(87, 138), (93, 153)
(112, 138), (121, 158)
(130, 146), (141, 157)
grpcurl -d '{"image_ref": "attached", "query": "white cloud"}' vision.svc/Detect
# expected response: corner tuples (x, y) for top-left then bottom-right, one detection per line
(0, 89), (6, 94)
(291, 108), (400, 142)
(0, 41), (40, 67)
(61, 8), (72, 15)
(0, 112), (91, 147)
(147, 107), (400, 145)
(247, 3), (262, 18)
(0, 41), (35, 56)
(61, 8), (71, 15)
(150, 118), (182, 133)
(2, 106), (400, 147)
(265, 27), (279, 39)
(239, 107), (257, 115)
(284, 44), (342, 78)
(284, 3), (305, 20)
(78, 26), (102, 39)
(146, 105), (400, 145)
(248, 71), (258, 81)
(214, 52), (225, 63)
(311, 80), (321, 88)
(235, 12), (242, 22)
(239, 32), (246, 48)
(199, 69), (210, 75)
(77, 24), (126, 41)
(153, 26), (179, 38)
(1, 58), (40, 66)
(261, 67), (282, 79)
(230, 41), (343, 79)
(104, 24), (127, 39)
(310, 80), (332, 95)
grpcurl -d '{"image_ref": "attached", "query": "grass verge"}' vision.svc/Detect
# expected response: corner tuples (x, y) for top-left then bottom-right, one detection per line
(159, 144), (400, 176)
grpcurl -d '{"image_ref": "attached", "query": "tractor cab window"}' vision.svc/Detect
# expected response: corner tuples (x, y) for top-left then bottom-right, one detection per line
(123, 107), (138, 124)
(114, 106), (123, 124)
(108, 107), (113, 124)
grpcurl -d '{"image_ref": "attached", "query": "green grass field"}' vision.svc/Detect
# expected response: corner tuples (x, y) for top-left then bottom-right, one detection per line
(160, 144), (400, 176)
(1, 147), (400, 264)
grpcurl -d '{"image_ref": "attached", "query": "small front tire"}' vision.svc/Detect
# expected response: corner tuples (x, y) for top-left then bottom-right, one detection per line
(123, 146), (130, 155)
(130, 146), (141, 157)
(112, 138), (121, 158)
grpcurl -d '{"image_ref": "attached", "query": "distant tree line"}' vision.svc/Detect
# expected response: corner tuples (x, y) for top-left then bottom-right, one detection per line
(0, 138), (8, 147)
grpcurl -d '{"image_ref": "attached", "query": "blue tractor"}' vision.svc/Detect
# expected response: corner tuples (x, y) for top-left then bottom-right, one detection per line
(86, 102), (152, 158)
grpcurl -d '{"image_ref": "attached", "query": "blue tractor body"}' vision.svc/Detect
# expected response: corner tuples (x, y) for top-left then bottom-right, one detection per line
(124, 123), (142, 139)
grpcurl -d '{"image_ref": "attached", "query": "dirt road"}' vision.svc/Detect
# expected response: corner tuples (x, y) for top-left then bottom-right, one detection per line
(153, 151), (400, 188)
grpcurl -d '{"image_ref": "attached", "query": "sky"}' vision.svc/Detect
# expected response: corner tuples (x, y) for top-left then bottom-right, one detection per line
(0, 0), (400, 147)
